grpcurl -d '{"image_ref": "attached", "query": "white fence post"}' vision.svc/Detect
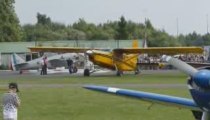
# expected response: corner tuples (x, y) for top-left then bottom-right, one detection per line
(0, 52), (1, 66)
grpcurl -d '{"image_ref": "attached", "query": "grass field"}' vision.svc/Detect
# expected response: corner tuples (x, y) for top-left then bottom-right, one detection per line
(0, 71), (195, 120)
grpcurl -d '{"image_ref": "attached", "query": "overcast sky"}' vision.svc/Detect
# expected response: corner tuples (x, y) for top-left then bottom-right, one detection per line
(14, 0), (210, 35)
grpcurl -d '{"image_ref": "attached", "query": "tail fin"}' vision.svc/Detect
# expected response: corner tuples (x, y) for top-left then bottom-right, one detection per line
(132, 39), (139, 48)
(10, 53), (25, 71)
(142, 39), (148, 48)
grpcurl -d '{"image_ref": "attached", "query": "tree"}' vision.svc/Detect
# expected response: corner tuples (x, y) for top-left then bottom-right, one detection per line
(115, 16), (129, 40)
(203, 33), (210, 45)
(145, 19), (154, 30)
(22, 24), (36, 41)
(65, 28), (86, 40)
(184, 32), (202, 46)
(36, 13), (51, 25)
(21, 13), (210, 46)
(0, 0), (22, 42)
(126, 21), (145, 39)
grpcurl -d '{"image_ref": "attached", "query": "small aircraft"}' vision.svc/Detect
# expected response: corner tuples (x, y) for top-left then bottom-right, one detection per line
(28, 44), (203, 76)
(84, 55), (210, 120)
(10, 53), (81, 74)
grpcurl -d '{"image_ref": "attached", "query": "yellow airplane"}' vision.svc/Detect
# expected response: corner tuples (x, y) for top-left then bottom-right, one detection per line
(28, 42), (203, 76)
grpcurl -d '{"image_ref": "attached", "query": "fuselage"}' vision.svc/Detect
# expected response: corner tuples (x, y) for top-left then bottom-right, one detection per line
(88, 50), (138, 71)
(14, 53), (80, 71)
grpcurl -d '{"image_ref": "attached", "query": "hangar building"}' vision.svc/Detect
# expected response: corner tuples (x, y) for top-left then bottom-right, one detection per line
(0, 40), (143, 69)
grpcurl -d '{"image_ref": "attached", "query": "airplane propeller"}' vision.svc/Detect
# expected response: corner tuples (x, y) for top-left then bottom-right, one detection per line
(162, 55), (198, 76)
(162, 55), (210, 90)
(163, 55), (210, 120)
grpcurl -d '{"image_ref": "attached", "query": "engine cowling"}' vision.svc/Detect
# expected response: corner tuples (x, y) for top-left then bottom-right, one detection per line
(193, 69), (210, 89)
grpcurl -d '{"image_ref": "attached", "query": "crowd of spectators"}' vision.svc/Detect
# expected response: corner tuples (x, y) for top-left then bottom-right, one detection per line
(176, 54), (205, 63)
(137, 54), (206, 70)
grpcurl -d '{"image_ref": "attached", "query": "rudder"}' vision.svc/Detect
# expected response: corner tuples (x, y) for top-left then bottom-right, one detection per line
(10, 53), (25, 71)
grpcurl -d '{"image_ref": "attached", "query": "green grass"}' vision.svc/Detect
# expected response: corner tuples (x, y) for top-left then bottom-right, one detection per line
(0, 72), (195, 120)
(0, 72), (188, 84)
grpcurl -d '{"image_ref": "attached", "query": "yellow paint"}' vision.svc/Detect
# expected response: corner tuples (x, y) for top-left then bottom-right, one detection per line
(28, 46), (204, 73)
(89, 50), (138, 71)
(132, 39), (138, 48)
(90, 51), (115, 70)
(115, 54), (138, 71)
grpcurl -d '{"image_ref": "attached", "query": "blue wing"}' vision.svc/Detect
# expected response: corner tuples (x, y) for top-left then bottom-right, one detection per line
(84, 85), (202, 111)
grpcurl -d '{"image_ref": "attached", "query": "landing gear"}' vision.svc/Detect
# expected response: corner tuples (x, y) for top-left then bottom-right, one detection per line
(116, 71), (123, 76)
(73, 66), (78, 73)
(19, 70), (23, 74)
(84, 69), (90, 76)
(135, 68), (140, 75)
(69, 66), (78, 74)
(201, 112), (210, 120)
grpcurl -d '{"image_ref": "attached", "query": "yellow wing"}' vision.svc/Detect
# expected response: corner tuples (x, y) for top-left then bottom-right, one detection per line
(113, 47), (203, 54)
(29, 46), (203, 54)
(28, 47), (95, 53)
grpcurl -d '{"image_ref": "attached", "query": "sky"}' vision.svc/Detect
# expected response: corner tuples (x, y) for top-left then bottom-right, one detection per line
(14, 0), (210, 35)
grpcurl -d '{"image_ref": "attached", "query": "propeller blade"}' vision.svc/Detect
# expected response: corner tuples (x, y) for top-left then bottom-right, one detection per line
(162, 55), (198, 76)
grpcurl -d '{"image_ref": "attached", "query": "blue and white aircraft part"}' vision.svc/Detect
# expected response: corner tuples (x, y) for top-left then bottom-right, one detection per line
(84, 55), (210, 120)
(84, 85), (201, 111)
(10, 53), (83, 72)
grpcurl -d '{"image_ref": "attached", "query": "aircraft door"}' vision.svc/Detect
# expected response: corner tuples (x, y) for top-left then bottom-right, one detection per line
(26, 54), (31, 61)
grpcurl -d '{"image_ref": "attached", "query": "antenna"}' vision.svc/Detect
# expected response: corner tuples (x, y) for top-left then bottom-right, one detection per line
(144, 18), (147, 41)
(207, 14), (209, 34)
(176, 18), (179, 37)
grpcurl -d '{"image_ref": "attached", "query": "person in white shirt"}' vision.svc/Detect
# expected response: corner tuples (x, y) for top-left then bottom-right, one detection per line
(40, 56), (48, 75)
(2, 83), (20, 120)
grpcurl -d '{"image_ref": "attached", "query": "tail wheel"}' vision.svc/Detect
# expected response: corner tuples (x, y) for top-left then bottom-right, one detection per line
(84, 69), (90, 76)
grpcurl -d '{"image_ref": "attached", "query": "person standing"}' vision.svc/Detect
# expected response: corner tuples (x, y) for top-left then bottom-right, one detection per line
(40, 60), (44, 75)
(43, 56), (48, 75)
(2, 83), (21, 120)
(67, 58), (73, 74)
(40, 56), (48, 75)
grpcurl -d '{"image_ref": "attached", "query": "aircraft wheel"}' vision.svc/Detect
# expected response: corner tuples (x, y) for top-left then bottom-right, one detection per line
(73, 67), (78, 73)
(135, 69), (140, 75)
(84, 69), (90, 76)
(116, 71), (122, 76)
(68, 67), (72, 74)
(19, 70), (23, 74)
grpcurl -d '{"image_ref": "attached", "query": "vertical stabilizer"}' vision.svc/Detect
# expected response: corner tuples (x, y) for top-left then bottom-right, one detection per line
(10, 53), (25, 71)
(132, 39), (139, 48)
(142, 39), (148, 57)
(142, 39), (148, 48)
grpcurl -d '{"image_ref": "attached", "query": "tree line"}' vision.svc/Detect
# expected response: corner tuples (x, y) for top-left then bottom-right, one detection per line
(1, 0), (210, 47)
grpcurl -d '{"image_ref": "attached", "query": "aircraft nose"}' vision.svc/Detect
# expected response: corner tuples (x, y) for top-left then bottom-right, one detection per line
(193, 70), (210, 89)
